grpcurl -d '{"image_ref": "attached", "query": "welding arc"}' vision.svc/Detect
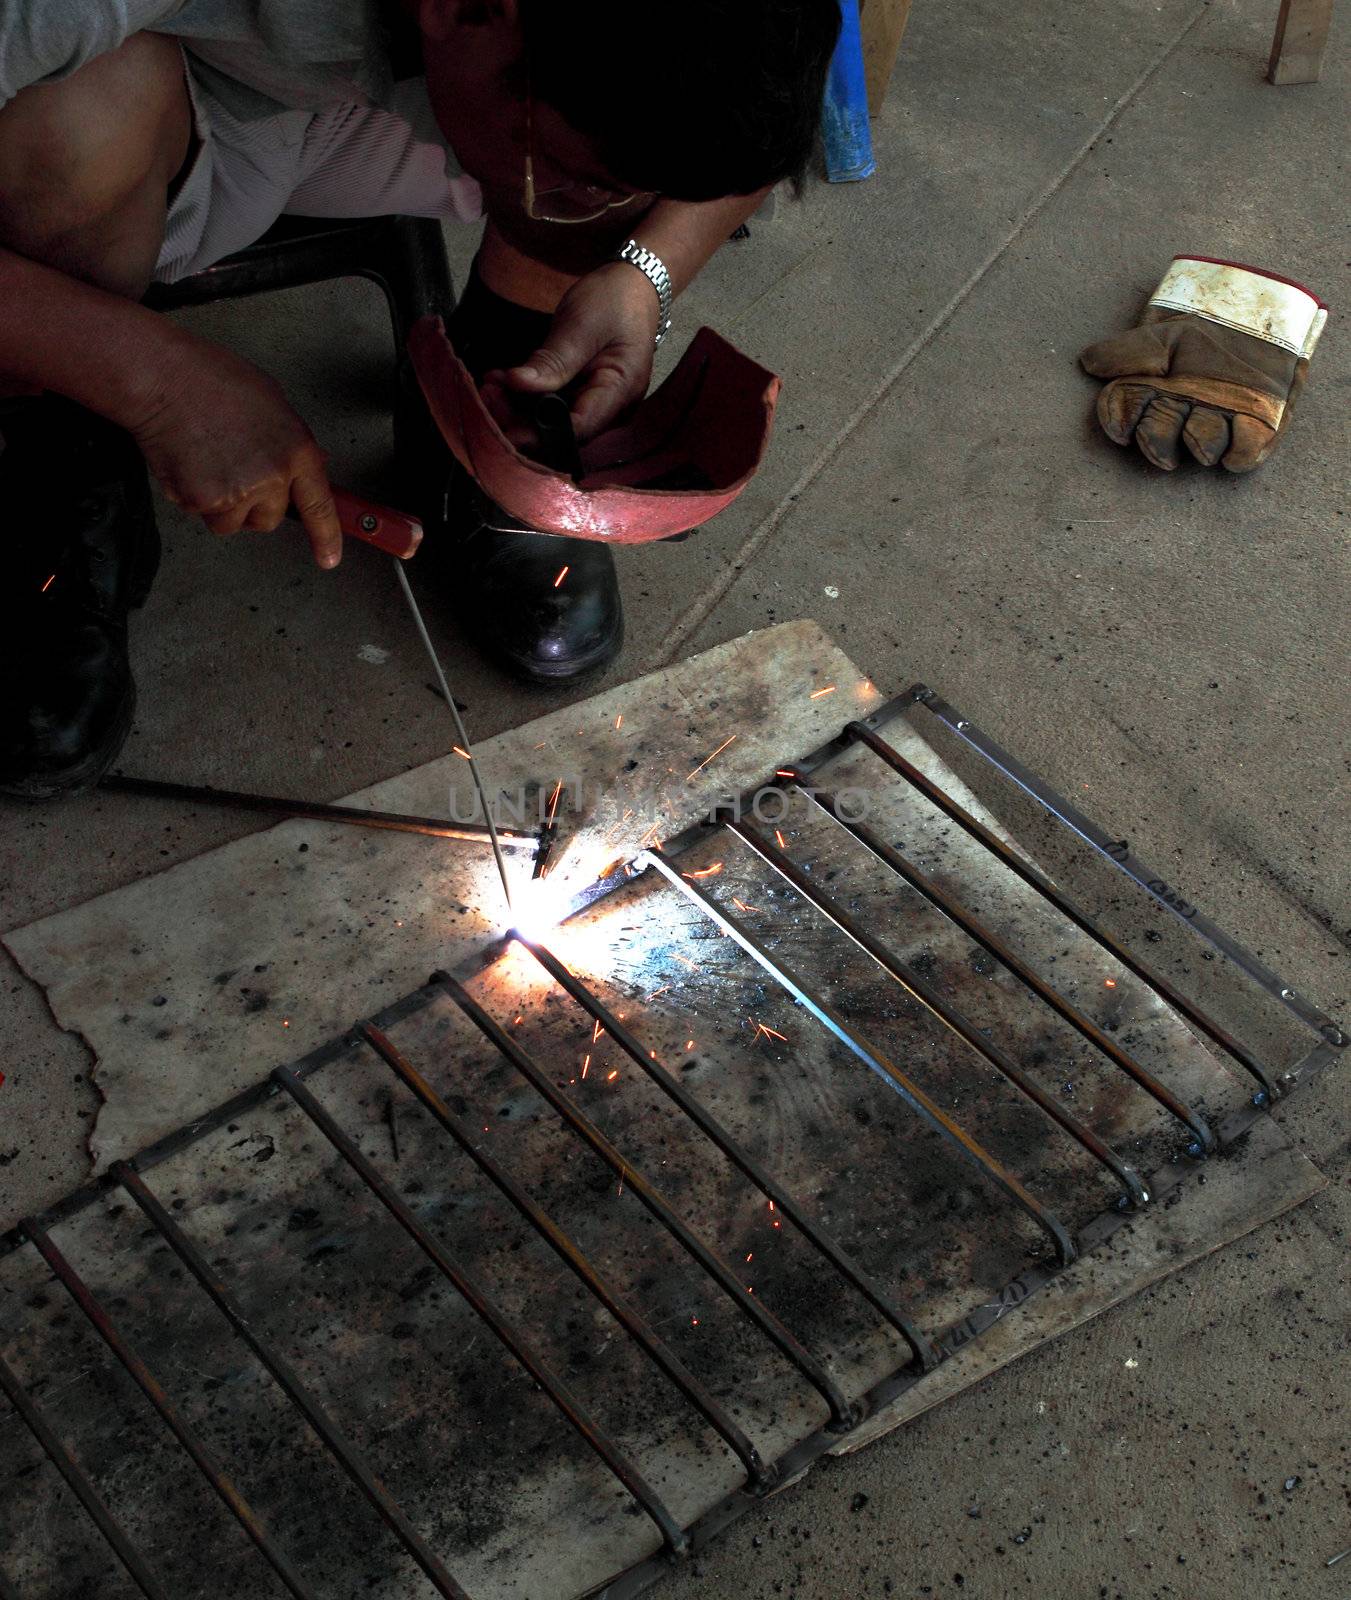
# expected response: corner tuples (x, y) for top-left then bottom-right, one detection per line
(393, 560), (514, 915)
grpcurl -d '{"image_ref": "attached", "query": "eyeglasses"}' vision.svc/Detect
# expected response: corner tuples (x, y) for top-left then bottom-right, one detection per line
(522, 80), (640, 224)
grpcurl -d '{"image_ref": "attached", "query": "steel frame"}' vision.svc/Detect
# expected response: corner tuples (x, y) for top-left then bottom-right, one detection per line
(3, 684), (1341, 1599)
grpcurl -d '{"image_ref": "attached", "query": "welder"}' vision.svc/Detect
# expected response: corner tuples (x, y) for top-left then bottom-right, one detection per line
(0, 0), (841, 798)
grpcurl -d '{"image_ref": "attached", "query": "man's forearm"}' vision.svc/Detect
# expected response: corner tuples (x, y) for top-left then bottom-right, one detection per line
(0, 247), (180, 423)
(627, 189), (771, 298)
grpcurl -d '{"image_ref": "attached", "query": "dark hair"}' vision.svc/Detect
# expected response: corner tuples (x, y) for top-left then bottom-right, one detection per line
(521, 1), (842, 201)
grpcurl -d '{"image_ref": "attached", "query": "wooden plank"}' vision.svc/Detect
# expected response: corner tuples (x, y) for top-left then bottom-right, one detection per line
(1268, 0), (1332, 84)
(859, 0), (915, 115)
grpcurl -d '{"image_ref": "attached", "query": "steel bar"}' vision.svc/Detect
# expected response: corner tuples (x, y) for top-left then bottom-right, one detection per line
(638, 848), (1078, 1267)
(99, 774), (539, 854)
(18, 1219), (314, 1599)
(520, 941), (939, 1369)
(722, 814), (1152, 1205)
(111, 1163), (472, 1600)
(847, 721), (1285, 1103)
(913, 691), (1346, 1050)
(0, 1349), (170, 1600)
(273, 1067), (688, 1556)
(797, 781), (1217, 1153)
(433, 970), (859, 1428)
(359, 1023), (773, 1488)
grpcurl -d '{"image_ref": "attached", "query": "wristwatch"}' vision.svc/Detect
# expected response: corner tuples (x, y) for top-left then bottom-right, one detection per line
(616, 238), (673, 347)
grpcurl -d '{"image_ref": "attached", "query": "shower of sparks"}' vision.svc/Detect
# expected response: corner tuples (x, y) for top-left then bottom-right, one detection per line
(553, 565), (570, 588)
(686, 734), (737, 783)
(809, 684), (837, 700)
(683, 862), (723, 880)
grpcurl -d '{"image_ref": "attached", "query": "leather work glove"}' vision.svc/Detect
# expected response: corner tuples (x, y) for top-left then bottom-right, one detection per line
(1080, 256), (1326, 472)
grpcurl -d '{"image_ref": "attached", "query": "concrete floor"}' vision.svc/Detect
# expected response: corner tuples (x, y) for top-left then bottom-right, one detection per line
(1, 0), (1347, 1593)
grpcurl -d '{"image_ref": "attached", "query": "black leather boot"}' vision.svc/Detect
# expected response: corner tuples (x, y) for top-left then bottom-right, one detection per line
(0, 397), (160, 799)
(416, 268), (623, 685)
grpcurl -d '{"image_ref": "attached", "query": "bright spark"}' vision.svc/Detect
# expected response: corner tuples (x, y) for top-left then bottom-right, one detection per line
(686, 734), (737, 783)
(810, 684), (837, 699)
(683, 862), (724, 880)
(731, 897), (759, 914)
(40, 573), (56, 593)
(553, 565), (570, 587)
(581, 1054), (590, 1078)
(774, 829), (787, 849)
(614, 714), (623, 730)
(606, 1069), (619, 1082)
(452, 745), (471, 760)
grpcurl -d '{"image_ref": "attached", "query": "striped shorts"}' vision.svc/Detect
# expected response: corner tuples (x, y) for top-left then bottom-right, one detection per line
(154, 52), (483, 284)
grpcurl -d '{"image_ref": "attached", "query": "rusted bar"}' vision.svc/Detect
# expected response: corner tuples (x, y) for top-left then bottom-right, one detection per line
(273, 1067), (689, 1556)
(722, 814), (1152, 1207)
(432, 970), (859, 1428)
(18, 1219), (314, 1599)
(638, 849), (1077, 1267)
(0, 1349), (170, 1600)
(848, 721), (1284, 1103)
(797, 781), (1217, 1153)
(99, 774), (539, 854)
(520, 942), (939, 1368)
(359, 1024), (772, 1488)
(111, 1163), (473, 1600)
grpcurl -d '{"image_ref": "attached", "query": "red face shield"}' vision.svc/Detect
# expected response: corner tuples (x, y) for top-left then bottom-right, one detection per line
(407, 316), (782, 543)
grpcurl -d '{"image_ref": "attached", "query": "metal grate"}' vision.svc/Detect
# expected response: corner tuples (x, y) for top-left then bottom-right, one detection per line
(2, 685), (1342, 1600)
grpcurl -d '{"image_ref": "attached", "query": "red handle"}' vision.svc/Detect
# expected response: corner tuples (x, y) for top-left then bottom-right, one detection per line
(330, 488), (424, 559)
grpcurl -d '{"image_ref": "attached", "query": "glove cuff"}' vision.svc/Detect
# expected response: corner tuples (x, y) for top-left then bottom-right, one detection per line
(1149, 256), (1327, 361)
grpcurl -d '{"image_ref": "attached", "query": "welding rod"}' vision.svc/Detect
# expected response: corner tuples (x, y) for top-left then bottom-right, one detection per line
(99, 774), (539, 853)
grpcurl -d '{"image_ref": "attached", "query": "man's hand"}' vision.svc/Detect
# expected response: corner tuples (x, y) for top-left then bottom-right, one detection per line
(125, 331), (343, 567)
(481, 260), (661, 446)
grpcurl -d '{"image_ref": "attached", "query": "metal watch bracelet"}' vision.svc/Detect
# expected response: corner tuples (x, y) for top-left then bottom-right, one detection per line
(616, 239), (673, 347)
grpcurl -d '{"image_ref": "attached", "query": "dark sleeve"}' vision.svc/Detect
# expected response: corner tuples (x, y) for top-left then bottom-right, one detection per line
(0, 1), (179, 108)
